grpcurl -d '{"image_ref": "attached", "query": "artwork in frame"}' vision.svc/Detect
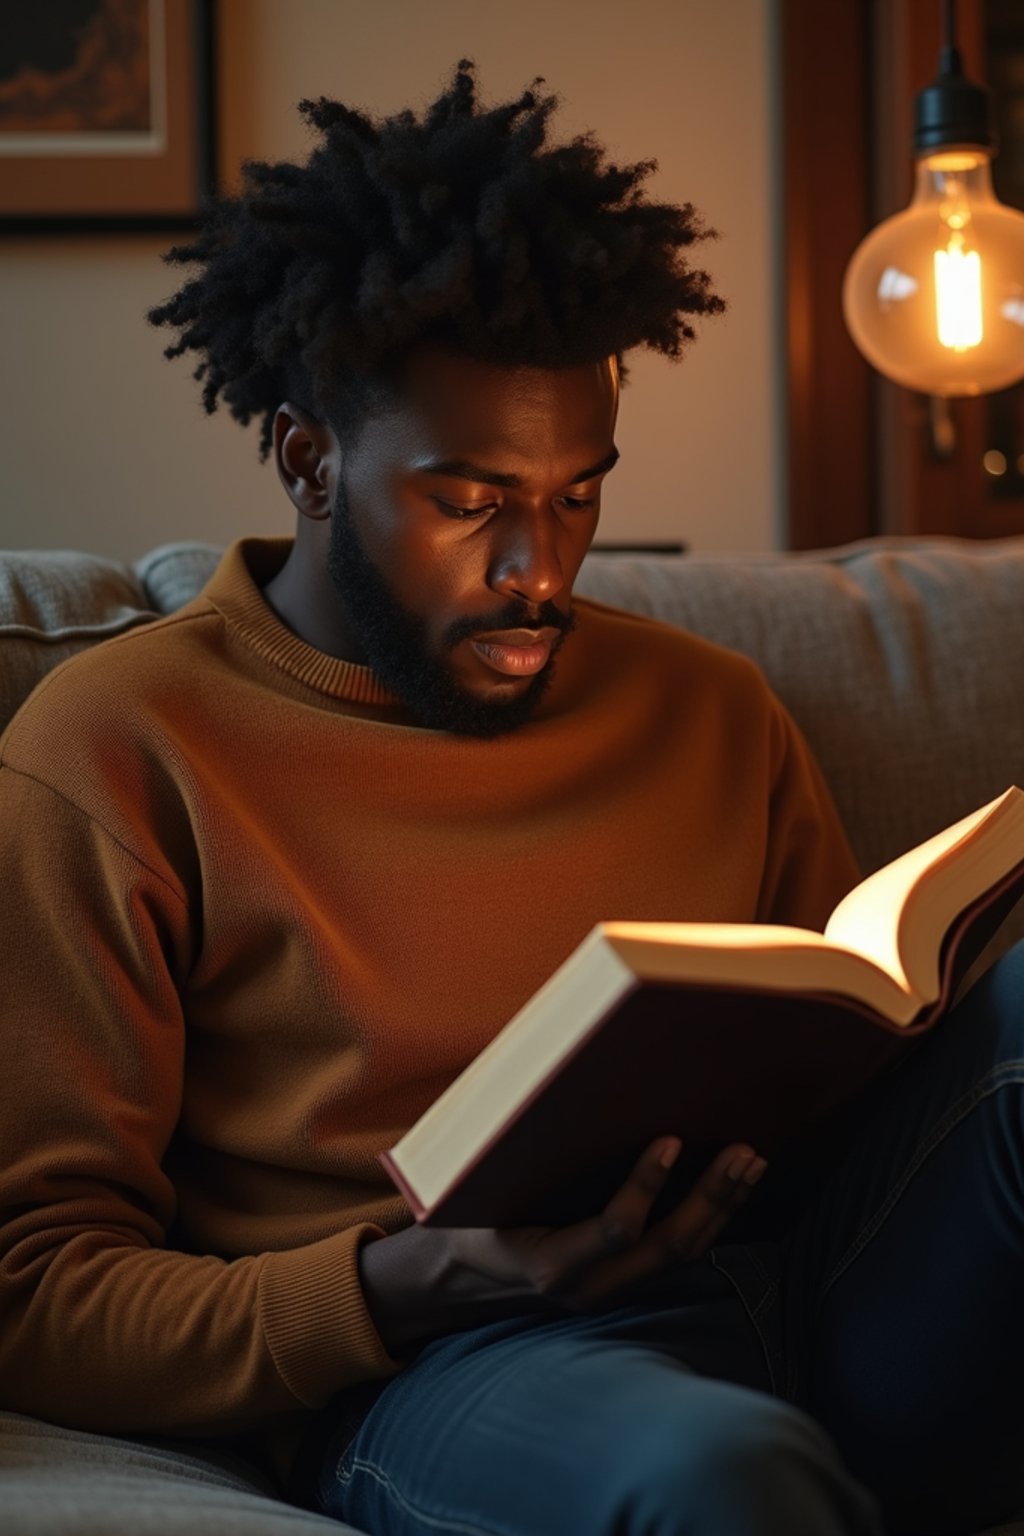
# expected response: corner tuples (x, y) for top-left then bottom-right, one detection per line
(0, 0), (215, 232)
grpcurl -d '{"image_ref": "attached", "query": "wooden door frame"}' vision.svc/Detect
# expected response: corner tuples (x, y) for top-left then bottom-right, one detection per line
(781, 0), (875, 549)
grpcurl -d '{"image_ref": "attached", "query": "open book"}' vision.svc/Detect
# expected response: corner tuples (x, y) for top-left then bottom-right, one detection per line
(380, 786), (1024, 1227)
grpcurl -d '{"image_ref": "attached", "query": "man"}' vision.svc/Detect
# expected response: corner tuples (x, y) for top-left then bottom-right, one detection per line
(3, 63), (1024, 1536)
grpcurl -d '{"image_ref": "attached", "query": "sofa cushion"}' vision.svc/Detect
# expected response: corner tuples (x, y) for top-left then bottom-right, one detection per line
(135, 541), (226, 618)
(0, 1411), (358, 1535)
(0, 550), (155, 737)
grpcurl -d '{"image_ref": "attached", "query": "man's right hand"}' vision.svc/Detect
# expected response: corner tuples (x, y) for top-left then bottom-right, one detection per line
(358, 1137), (768, 1357)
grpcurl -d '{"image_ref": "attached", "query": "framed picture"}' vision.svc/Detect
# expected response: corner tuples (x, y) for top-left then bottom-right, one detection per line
(0, 0), (215, 232)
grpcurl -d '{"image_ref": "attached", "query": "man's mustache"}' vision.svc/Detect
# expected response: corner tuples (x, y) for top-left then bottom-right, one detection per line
(444, 602), (575, 650)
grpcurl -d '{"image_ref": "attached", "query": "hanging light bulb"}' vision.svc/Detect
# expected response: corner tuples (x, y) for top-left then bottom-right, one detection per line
(842, 0), (1024, 397)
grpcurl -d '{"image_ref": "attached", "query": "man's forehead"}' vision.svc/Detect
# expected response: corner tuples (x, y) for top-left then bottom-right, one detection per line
(357, 348), (619, 468)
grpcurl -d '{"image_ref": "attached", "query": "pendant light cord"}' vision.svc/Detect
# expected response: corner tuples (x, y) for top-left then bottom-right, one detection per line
(944, 0), (956, 51)
(940, 0), (960, 77)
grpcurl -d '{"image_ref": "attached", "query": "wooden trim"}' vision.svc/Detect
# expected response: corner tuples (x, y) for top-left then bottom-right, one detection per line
(781, 0), (875, 548)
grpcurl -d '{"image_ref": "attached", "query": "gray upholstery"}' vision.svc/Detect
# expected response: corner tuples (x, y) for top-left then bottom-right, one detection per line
(0, 549), (155, 735)
(0, 1413), (352, 1534)
(2, 532), (1024, 1535)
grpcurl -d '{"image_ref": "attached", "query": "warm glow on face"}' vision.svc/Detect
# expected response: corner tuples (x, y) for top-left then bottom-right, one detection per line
(934, 235), (983, 350)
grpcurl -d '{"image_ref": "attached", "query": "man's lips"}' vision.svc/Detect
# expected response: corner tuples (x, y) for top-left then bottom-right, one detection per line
(468, 626), (562, 678)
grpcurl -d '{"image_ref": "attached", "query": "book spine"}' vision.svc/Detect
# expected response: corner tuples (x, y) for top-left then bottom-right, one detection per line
(376, 1151), (430, 1223)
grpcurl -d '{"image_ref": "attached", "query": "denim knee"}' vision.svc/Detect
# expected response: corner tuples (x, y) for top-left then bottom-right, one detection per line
(611, 1386), (884, 1536)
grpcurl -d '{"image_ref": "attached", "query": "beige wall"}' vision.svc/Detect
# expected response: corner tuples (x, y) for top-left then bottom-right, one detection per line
(0, 0), (784, 561)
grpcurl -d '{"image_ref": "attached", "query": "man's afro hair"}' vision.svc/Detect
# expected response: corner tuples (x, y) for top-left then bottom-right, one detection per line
(149, 59), (726, 458)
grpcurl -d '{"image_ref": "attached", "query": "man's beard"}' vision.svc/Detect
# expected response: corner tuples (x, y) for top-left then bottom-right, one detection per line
(325, 485), (576, 738)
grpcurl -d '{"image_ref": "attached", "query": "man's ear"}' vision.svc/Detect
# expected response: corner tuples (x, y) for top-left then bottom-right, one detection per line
(272, 402), (338, 521)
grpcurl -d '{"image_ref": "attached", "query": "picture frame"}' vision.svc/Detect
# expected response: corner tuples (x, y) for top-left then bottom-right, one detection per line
(0, 0), (216, 233)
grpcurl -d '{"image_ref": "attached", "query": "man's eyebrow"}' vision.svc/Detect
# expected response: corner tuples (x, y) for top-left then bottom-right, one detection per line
(417, 446), (620, 489)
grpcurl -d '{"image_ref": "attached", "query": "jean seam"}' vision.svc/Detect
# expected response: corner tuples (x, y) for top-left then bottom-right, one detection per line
(336, 1456), (517, 1536)
(745, 1245), (778, 1296)
(750, 1280), (778, 1324)
(815, 1061), (1024, 1315)
(708, 1249), (779, 1397)
(321, 1432), (363, 1508)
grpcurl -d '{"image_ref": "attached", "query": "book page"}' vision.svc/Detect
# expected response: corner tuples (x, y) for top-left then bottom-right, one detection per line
(601, 922), (917, 1020)
(823, 788), (1024, 998)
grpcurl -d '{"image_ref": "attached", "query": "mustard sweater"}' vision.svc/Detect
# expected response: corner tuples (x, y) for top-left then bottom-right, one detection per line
(0, 538), (858, 1453)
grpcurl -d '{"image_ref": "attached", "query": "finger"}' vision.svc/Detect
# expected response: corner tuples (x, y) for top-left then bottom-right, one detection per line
(657, 1150), (769, 1263)
(595, 1138), (755, 1262)
(532, 1136), (685, 1292)
(571, 1146), (765, 1302)
(600, 1135), (686, 1243)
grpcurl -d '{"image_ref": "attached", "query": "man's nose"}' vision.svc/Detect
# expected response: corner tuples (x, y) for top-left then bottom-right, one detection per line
(487, 507), (567, 606)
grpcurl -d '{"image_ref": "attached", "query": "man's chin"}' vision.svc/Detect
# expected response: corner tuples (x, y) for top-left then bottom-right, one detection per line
(402, 665), (555, 738)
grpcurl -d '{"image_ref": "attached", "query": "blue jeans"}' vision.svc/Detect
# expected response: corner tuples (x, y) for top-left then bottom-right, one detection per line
(305, 941), (1024, 1536)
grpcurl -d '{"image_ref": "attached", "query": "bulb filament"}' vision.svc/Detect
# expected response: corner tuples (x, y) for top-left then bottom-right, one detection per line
(934, 231), (983, 351)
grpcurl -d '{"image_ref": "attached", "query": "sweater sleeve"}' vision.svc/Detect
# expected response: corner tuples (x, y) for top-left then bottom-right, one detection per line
(0, 764), (402, 1438)
(755, 695), (861, 930)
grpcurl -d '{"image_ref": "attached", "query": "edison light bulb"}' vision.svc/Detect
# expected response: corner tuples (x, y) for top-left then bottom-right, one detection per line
(843, 148), (1024, 396)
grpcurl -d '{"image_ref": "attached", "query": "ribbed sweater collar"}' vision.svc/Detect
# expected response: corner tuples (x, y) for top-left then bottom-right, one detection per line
(202, 537), (398, 707)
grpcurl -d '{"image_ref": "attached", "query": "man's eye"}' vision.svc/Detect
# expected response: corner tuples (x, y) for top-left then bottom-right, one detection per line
(559, 496), (596, 511)
(433, 499), (496, 520)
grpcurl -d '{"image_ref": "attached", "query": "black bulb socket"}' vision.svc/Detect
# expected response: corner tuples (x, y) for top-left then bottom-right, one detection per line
(913, 45), (996, 155)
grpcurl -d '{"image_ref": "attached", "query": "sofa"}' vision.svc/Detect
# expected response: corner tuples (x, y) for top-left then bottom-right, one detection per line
(2, 532), (1024, 1536)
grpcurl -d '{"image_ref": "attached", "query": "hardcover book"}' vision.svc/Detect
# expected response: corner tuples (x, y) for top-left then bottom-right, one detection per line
(380, 787), (1024, 1227)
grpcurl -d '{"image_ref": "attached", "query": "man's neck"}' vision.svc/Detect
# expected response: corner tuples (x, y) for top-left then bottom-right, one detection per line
(261, 526), (363, 663)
